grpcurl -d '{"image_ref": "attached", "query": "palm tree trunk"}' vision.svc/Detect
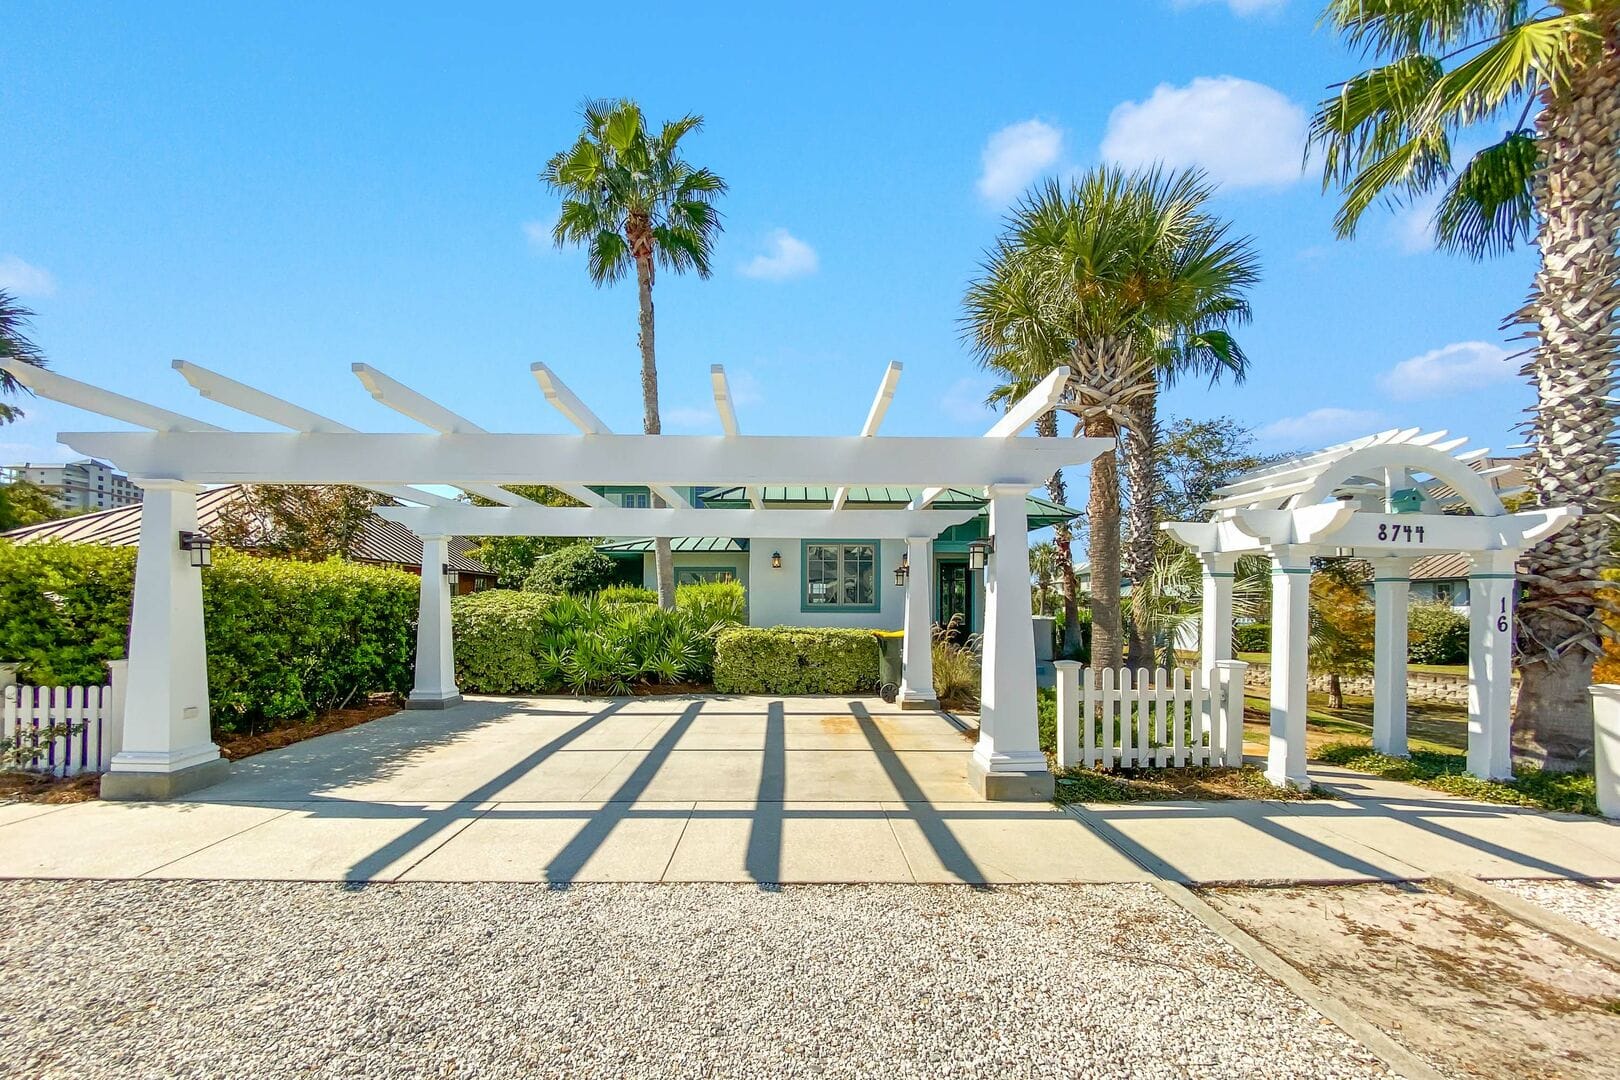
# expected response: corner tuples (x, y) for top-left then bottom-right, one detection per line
(1086, 412), (1123, 672)
(633, 247), (678, 611)
(1514, 33), (1620, 770)
(1121, 394), (1160, 666)
(1036, 410), (1082, 658)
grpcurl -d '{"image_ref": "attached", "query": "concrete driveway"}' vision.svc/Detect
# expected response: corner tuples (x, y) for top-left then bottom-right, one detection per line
(4, 694), (1620, 886)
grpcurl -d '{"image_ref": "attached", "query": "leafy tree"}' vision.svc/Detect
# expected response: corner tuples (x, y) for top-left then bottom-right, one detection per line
(212, 485), (382, 562)
(0, 480), (65, 531)
(965, 168), (1258, 671)
(466, 484), (592, 588)
(524, 542), (617, 595)
(0, 290), (48, 424)
(1310, 2), (1619, 768)
(1309, 570), (1377, 711)
(1153, 417), (1280, 527)
(543, 99), (726, 610)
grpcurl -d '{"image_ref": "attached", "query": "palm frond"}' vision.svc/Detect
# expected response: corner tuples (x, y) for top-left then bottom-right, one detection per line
(1434, 129), (1539, 257)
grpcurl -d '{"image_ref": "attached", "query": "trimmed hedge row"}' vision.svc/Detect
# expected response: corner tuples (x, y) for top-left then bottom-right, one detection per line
(713, 627), (880, 695)
(0, 542), (417, 730)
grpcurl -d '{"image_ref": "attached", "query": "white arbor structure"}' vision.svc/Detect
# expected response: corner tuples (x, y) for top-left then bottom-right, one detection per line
(1163, 429), (1576, 789)
(1, 358), (1108, 801)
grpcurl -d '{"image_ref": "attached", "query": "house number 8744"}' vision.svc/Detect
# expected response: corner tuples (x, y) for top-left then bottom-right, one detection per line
(1377, 523), (1425, 543)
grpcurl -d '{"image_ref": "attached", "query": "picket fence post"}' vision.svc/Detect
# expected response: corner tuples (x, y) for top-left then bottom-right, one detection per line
(1055, 661), (1080, 768)
(1215, 660), (1248, 767)
(103, 660), (129, 773)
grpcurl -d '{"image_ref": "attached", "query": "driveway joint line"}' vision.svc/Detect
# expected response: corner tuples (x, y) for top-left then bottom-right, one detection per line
(388, 803), (501, 882)
(136, 805), (300, 878)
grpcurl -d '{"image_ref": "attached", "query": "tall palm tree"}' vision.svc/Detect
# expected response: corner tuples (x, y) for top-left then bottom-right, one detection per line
(543, 99), (727, 609)
(0, 290), (47, 423)
(1310, 3), (1619, 769)
(965, 168), (1259, 672)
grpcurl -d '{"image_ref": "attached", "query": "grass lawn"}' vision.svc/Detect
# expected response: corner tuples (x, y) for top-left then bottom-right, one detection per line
(1234, 651), (1474, 679)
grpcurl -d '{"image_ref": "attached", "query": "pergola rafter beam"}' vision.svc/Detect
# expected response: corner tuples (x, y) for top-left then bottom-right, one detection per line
(832, 361), (901, 512)
(530, 362), (689, 509)
(911, 365), (1079, 510)
(57, 431), (1104, 488)
(710, 365), (761, 509)
(171, 360), (459, 508)
(1, 359), (224, 433)
(376, 504), (982, 538)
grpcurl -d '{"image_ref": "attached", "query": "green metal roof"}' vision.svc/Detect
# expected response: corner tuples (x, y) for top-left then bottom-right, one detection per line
(597, 536), (751, 554)
(697, 485), (1078, 526)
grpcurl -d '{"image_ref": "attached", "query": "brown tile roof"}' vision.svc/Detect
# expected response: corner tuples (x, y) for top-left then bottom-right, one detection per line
(0, 485), (492, 575)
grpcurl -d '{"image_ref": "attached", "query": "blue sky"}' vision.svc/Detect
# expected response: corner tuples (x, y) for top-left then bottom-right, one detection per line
(1, 0), (1537, 475)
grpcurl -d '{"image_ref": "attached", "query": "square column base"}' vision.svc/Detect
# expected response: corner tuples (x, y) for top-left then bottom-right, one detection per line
(406, 691), (463, 710)
(1264, 766), (1312, 793)
(968, 756), (1055, 801)
(898, 694), (941, 711)
(101, 757), (231, 801)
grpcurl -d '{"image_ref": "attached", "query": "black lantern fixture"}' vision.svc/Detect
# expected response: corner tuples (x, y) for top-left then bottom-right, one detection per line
(443, 563), (461, 588)
(771, 551), (783, 569)
(177, 530), (214, 569)
(966, 537), (993, 572)
(892, 552), (910, 588)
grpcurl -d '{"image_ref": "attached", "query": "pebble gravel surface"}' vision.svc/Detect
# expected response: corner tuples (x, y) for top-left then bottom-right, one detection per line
(0, 880), (1389, 1080)
(1493, 877), (1620, 941)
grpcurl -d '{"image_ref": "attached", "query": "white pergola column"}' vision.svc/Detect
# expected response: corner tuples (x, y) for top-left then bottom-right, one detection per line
(407, 534), (462, 709)
(1199, 552), (1238, 672)
(1265, 546), (1312, 790)
(1467, 550), (1517, 780)
(1372, 557), (1415, 757)
(101, 481), (228, 800)
(898, 536), (938, 710)
(969, 484), (1052, 800)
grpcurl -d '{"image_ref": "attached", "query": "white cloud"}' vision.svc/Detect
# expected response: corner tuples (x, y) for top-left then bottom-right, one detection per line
(1176, 0), (1289, 15)
(1393, 191), (1442, 254)
(739, 229), (819, 280)
(1258, 406), (1383, 447)
(1378, 341), (1513, 401)
(521, 217), (554, 249)
(977, 119), (1064, 204)
(1100, 76), (1307, 189)
(0, 256), (56, 298)
(940, 376), (993, 425)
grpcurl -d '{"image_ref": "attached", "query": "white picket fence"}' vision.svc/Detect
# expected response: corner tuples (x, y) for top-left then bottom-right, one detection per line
(1054, 660), (1248, 770)
(0, 661), (126, 777)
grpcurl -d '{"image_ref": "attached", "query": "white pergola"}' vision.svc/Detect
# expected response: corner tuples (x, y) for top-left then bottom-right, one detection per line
(1164, 428), (1576, 789)
(0, 357), (1109, 801)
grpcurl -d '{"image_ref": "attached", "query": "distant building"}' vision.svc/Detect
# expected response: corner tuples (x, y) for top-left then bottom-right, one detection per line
(4, 459), (143, 512)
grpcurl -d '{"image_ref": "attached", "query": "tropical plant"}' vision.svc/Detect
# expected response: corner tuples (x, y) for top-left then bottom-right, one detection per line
(674, 579), (747, 628)
(1132, 546), (1270, 668)
(966, 168), (1259, 671)
(931, 616), (983, 710)
(1029, 540), (1062, 617)
(543, 99), (727, 610)
(1310, 2), (1619, 769)
(0, 290), (47, 424)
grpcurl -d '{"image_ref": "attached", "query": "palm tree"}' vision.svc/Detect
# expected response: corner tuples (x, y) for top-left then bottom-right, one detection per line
(965, 168), (1259, 672)
(543, 99), (727, 609)
(0, 290), (47, 423)
(1310, 4), (1618, 770)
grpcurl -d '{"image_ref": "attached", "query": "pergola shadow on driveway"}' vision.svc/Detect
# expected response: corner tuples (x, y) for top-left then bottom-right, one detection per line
(4, 696), (1620, 886)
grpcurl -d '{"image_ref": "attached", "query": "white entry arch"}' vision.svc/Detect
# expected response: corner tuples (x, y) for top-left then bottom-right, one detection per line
(1, 357), (1109, 801)
(1164, 428), (1576, 788)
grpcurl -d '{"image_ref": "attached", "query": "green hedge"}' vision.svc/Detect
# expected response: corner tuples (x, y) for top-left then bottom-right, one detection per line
(0, 542), (416, 730)
(1233, 622), (1270, 652)
(713, 626), (880, 695)
(524, 543), (617, 595)
(1408, 603), (1469, 665)
(451, 590), (554, 693)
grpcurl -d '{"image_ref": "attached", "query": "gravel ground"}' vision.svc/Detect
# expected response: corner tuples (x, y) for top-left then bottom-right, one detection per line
(0, 880), (1389, 1080)
(1493, 877), (1620, 941)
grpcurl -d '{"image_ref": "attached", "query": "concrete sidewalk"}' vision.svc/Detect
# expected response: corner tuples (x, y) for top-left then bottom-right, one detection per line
(1, 696), (1617, 885)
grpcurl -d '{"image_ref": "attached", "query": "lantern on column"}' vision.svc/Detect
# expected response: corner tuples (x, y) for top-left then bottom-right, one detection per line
(177, 530), (214, 568)
(892, 552), (910, 587)
(966, 538), (993, 572)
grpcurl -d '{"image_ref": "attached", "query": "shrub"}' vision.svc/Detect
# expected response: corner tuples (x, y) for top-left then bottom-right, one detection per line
(452, 590), (737, 694)
(1407, 603), (1469, 665)
(931, 617), (981, 710)
(596, 584), (658, 606)
(524, 543), (616, 595)
(0, 542), (416, 731)
(676, 580), (746, 628)
(1233, 622), (1270, 653)
(713, 627), (880, 695)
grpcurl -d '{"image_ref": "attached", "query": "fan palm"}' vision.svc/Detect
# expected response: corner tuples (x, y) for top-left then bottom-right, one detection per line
(543, 99), (727, 610)
(965, 168), (1259, 672)
(0, 290), (47, 424)
(1310, 2), (1619, 769)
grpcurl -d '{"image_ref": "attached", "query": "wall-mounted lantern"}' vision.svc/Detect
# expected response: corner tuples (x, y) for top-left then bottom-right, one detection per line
(770, 551), (783, 569)
(177, 530), (214, 569)
(443, 563), (461, 588)
(966, 538), (993, 572)
(892, 552), (910, 587)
